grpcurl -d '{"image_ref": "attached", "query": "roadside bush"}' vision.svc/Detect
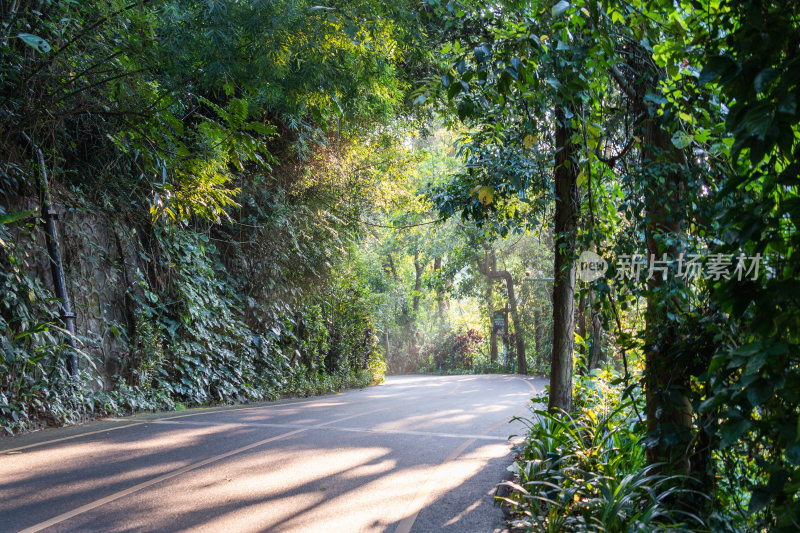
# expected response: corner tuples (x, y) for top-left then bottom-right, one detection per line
(1, 212), (90, 433)
(1, 217), (386, 434)
(420, 328), (484, 372)
(500, 370), (707, 532)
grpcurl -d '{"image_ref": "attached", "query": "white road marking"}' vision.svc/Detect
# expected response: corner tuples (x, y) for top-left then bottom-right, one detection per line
(149, 418), (511, 441)
(17, 428), (308, 533)
(8, 376), (539, 532)
(1, 378), (453, 454)
(1, 423), (145, 454)
(17, 405), (395, 532)
(2, 397), (347, 454)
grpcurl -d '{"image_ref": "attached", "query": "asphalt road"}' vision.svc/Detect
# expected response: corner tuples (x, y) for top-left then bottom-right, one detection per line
(0, 374), (544, 533)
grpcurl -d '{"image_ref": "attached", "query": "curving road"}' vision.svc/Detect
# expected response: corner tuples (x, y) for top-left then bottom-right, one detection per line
(0, 375), (544, 532)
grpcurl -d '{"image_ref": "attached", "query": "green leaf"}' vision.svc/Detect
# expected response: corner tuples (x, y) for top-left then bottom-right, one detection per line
(671, 131), (693, 149)
(720, 418), (751, 448)
(551, 1), (569, 17)
(746, 379), (771, 407)
(245, 122), (276, 136)
(742, 103), (774, 139)
(748, 486), (772, 514)
(0, 210), (36, 225)
(699, 55), (739, 85)
(18, 33), (51, 53)
(753, 68), (778, 93)
(786, 443), (800, 466)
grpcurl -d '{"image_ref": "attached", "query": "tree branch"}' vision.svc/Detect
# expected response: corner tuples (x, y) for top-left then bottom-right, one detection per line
(607, 64), (637, 101)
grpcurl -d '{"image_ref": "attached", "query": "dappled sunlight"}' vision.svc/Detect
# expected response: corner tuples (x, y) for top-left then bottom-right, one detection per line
(339, 458), (398, 480)
(0, 424), (245, 482)
(442, 493), (486, 527)
(456, 441), (513, 461)
(0, 425), (267, 519)
(371, 409), (480, 433)
(0, 460), (186, 512)
(1, 376), (536, 532)
(94, 445), (417, 532)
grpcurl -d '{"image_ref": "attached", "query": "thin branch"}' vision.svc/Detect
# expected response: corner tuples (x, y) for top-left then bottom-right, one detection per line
(607, 64), (637, 101)
(608, 292), (645, 425)
(596, 132), (636, 167)
(16, 0), (155, 89)
(48, 69), (147, 106)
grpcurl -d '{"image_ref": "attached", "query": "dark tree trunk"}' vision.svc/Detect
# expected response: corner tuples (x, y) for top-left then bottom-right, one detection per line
(548, 104), (580, 413)
(412, 252), (424, 313)
(386, 253), (398, 279)
(478, 248), (526, 374)
(532, 305), (542, 363)
(505, 274), (526, 375)
(609, 51), (699, 485)
(589, 311), (603, 369)
(608, 58), (695, 475)
(487, 279), (497, 362)
(641, 115), (691, 470)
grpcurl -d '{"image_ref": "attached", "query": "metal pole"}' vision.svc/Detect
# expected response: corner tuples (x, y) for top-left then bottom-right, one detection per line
(20, 132), (78, 375)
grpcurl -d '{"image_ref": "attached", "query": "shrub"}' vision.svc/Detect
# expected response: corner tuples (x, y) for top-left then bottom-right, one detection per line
(500, 372), (707, 532)
(420, 328), (484, 372)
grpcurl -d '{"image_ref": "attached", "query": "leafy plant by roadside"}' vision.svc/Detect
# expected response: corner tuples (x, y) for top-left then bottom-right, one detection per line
(500, 371), (707, 532)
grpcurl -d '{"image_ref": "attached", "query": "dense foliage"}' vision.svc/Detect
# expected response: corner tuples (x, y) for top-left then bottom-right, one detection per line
(3, 0), (800, 531)
(503, 370), (708, 532)
(418, 0), (800, 530)
(0, 0), (426, 433)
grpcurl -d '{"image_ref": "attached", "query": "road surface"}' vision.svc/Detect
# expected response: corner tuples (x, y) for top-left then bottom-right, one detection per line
(0, 374), (544, 532)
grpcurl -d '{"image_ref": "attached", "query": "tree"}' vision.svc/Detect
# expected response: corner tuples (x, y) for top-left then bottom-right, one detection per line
(477, 245), (526, 374)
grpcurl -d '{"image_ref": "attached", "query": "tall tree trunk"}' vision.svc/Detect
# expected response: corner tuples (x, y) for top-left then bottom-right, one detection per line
(505, 273), (526, 375)
(412, 252), (424, 313)
(532, 305), (542, 363)
(487, 279), (497, 362)
(386, 253), (398, 279)
(589, 311), (603, 369)
(478, 248), (526, 374)
(433, 257), (445, 321)
(641, 115), (691, 470)
(549, 104), (580, 413)
(586, 289), (603, 369)
(609, 60), (695, 478)
(577, 288), (587, 359)
(610, 54), (693, 470)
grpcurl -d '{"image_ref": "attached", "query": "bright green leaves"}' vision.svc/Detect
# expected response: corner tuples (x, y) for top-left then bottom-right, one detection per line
(476, 185), (494, 206)
(523, 134), (536, 149)
(146, 92), (280, 224)
(0, 210), (36, 226)
(671, 131), (693, 149)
